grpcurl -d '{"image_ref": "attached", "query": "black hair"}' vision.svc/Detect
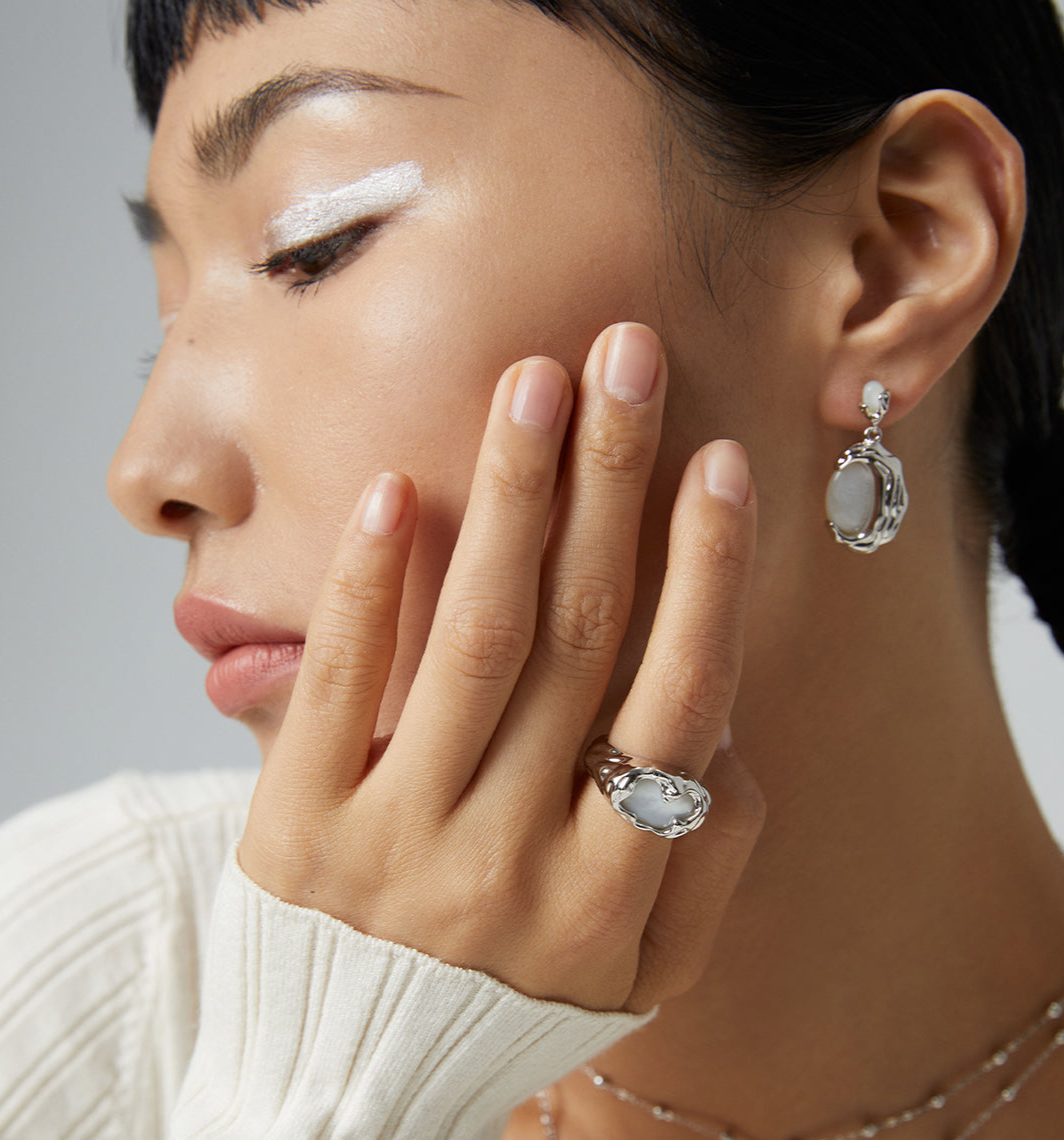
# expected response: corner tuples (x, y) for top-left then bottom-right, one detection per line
(126, 0), (1064, 651)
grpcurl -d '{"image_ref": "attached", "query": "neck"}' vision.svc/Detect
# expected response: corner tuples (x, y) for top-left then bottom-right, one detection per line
(562, 532), (1064, 1139)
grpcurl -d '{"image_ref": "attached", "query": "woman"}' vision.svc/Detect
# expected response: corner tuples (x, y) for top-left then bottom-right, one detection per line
(2, 0), (1063, 1137)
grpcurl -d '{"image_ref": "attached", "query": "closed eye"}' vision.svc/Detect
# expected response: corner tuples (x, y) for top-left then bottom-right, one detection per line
(250, 218), (382, 294)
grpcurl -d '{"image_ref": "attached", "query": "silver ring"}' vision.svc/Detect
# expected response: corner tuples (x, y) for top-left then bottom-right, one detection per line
(584, 736), (710, 838)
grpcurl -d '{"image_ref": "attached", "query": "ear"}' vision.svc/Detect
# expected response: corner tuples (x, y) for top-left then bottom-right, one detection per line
(818, 90), (1025, 430)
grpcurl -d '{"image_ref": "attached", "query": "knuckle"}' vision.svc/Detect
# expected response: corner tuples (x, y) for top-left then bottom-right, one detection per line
(240, 802), (342, 898)
(436, 598), (531, 681)
(661, 956), (708, 1002)
(583, 421), (654, 480)
(636, 926), (705, 1003)
(734, 782), (768, 838)
(485, 447), (551, 505)
(544, 581), (627, 663)
(301, 573), (399, 701)
(710, 762), (768, 844)
(656, 640), (738, 733)
(325, 569), (402, 639)
(303, 634), (383, 703)
(700, 530), (750, 586)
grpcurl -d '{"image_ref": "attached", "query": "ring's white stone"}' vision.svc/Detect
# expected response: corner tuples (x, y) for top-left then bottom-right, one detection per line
(827, 461), (877, 538)
(620, 776), (696, 829)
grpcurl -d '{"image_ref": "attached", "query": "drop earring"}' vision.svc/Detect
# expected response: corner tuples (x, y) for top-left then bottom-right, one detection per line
(825, 380), (908, 553)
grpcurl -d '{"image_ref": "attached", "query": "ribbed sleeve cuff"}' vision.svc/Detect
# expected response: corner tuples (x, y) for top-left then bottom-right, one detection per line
(171, 845), (654, 1139)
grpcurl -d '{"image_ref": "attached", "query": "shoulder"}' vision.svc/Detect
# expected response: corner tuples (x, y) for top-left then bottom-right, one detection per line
(0, 768), (258, 958)
(0, 768), (257, 1139)
(0, 766), (258, 875)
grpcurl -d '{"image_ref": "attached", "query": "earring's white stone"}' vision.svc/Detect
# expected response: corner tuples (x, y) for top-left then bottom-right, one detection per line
(826, 460), (877, 538)
(862, 380), (889, 420)
(620, 776), (697, 829)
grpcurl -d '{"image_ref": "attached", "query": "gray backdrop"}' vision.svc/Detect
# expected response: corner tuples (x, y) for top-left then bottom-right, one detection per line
(2, 0), (1062, 841)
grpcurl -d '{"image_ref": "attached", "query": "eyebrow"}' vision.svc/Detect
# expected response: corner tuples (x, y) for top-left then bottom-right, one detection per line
(126, 66), (453, 245)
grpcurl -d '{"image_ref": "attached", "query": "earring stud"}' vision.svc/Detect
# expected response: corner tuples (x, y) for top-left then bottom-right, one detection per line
(825, 380), (908, 553)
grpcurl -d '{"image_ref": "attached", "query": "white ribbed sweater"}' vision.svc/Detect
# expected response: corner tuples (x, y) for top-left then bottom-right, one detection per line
(0, 771), (650, 1139)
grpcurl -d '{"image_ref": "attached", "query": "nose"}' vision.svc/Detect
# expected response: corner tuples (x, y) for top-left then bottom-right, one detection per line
(107, 331), (256, 540)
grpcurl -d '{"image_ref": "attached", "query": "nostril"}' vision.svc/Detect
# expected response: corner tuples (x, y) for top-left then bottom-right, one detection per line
(160, 500), (197, 521)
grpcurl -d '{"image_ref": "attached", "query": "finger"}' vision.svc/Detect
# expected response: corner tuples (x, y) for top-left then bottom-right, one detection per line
(264, 471), (416, 801)
(387, 357), (573, 798)
(568, 441), (754, 914)
(497, 323), (667, 772)
(627, 742), (765, 1012)
(608, 439), (756, 774)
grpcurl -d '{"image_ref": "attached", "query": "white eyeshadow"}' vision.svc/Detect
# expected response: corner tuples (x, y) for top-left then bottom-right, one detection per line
(265, 161), (425, 248)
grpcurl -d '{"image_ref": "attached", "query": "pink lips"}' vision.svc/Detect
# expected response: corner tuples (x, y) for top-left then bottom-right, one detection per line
(174, 595), (304, 717)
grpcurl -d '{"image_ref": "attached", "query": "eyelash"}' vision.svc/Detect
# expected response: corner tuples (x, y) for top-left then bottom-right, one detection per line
(250, 218), (381, 295)
(137, 219), (378, 374)
(138, 349), (159, 384)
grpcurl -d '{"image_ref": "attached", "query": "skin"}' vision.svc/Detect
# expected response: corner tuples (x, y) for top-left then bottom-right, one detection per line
(107, 0), (1064, 1136)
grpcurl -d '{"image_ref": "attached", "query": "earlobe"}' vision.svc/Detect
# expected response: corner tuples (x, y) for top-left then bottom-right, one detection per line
(820, 89), (1026, 430)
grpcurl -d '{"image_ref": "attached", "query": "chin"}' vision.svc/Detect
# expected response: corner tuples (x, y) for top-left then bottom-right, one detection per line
(239, 702), (291, 758)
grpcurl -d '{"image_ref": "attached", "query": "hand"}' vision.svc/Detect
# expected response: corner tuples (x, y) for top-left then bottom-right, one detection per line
(238, 322), (763, 1013)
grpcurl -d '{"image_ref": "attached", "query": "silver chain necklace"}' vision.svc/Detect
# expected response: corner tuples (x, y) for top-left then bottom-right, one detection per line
(535, 991), (1064, 1140)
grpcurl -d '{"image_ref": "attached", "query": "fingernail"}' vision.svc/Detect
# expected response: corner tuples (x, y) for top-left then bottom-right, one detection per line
(360, 472), (406, 535)
(602, 323), (660, 405)
(510, 358), (566, 430)
(719, 723), (734, 752)
(703, 440), (750, 507)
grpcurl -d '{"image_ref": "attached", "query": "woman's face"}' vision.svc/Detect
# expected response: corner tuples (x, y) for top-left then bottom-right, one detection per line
(107, 0), (805, 753)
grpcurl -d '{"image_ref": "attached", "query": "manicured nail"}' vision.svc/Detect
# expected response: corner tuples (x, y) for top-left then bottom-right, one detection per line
(602, 323), (660, 405)
(719, 723), (734, 752)
(510, 358), (566, 430)
(360, 472), (406, 535)
(703, 440), (750, 507)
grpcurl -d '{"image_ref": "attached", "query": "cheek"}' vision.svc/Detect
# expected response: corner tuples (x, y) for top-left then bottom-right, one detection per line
(252, 202), (666, 512)
(234, 177), (670, 698)
(226, 187), (673, 752)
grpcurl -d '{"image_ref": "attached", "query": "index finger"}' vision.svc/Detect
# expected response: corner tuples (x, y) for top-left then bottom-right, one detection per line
(265, 471), (418, 802)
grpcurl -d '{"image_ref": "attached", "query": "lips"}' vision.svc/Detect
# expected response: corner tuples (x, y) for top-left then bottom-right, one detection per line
(174, 594), (305, 717)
